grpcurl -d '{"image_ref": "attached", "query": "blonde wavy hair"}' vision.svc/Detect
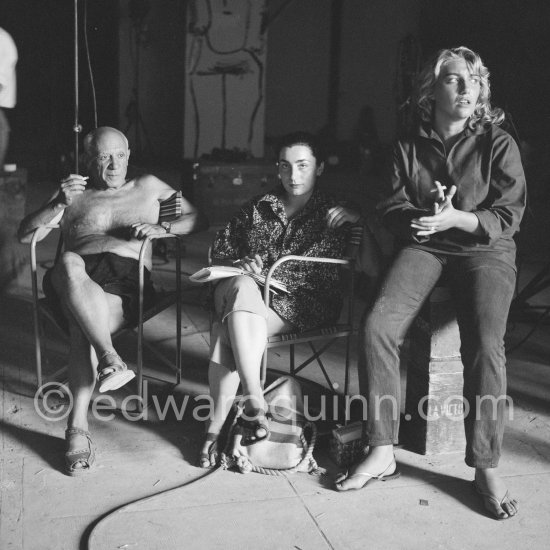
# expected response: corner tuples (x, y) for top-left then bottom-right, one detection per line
(416, 46), (504, 129)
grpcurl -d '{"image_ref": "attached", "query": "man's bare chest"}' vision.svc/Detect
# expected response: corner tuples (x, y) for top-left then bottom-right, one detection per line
(65, 187), (159, 234)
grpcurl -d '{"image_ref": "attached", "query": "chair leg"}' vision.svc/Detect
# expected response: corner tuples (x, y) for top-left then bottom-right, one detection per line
(137, 317), (144, 414)
(343, 334), (352, 425)
(293, 340), (336, 375)
(33, 304), (70, 394)
(344, 334), (351, 398)
(307, 342), (337, 391)
(33, 307), (44, 391)
(137, 338), (178, 371)
(31, 270), (44, 391)
(175, 238), (182, 385)
(261, 349), (268, 388)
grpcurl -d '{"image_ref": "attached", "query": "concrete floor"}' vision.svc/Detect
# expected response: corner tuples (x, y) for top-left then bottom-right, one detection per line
(1, 180), (550, 549)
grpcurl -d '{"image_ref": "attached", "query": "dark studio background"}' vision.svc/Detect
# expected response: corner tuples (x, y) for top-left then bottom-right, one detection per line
(1, 0), (550, 226)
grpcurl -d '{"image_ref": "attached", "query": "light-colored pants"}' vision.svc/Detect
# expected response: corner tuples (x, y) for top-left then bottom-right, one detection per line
(209, 275), (295, 371)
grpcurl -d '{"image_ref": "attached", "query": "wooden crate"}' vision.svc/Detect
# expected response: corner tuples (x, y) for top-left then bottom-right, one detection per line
(401, 286), (466, 455)
(0, 167), (27, 216)
(0, 167), (28, 288)
(193, 161), (278, 225)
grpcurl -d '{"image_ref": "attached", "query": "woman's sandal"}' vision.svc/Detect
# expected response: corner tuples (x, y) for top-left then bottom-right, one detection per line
(334, 459), (401, 491)
(198, 433), (220, 468)
(65, 427), (95, 476)
(97, 351), (135, 393)
(472, 480), (519, 520)
(236, 409), (271, 446)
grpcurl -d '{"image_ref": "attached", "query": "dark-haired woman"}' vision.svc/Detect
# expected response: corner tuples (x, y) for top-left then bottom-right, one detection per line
(200, 131), (360, 467)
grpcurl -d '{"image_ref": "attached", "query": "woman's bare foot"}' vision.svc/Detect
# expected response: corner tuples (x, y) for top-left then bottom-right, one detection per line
(474, 468), (518, 519)
(335, 444), (399, 491)
(198, 432), (220, 468)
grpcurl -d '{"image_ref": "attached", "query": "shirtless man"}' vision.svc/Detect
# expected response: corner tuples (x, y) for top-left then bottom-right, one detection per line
(18, 126), (207, 475)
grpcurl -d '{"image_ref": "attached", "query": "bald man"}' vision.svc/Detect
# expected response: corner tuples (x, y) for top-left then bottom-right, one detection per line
(19, 126), (208, 475)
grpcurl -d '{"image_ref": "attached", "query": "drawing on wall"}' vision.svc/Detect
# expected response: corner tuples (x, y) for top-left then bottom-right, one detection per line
(184, 0), (267, 159)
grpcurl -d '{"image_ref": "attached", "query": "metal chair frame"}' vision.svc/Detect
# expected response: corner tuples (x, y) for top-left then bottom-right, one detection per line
(30, 226), (183, 405)
(261, 255), (356, 397)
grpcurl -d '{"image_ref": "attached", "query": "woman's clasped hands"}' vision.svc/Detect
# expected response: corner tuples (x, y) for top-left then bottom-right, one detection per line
(411, 182), (458, 236)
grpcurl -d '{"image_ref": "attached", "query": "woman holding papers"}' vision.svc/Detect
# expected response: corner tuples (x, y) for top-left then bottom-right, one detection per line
(199, 131), (361, 467)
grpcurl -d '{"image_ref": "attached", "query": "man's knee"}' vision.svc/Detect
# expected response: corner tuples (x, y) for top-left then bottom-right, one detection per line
(59, 251), (86, 271)
(51, 252), (87, 288)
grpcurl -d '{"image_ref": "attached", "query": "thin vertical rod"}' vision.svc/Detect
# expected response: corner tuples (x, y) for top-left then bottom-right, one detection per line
(327, 0), (343, 136)
(74, 0), (80, 173)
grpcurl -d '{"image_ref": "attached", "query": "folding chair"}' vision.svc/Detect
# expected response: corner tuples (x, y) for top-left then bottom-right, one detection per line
(29, 193), (184, 406)
(261, 255), (356, 397)
(207, 226), (361, 399)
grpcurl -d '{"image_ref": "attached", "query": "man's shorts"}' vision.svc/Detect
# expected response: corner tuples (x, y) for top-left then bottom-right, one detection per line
(43, 252), (155, 332)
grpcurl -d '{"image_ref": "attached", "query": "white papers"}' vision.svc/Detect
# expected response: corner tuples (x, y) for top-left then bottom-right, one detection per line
(189, 265), (289, 294)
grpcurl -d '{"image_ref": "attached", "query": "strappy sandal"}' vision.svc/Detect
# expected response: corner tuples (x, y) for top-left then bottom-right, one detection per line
(65, 427), (95, 476)
(97, 351), (135, 393)
(472, 480), (519, 520)
(198, 432), (220, 468)
(237, 409), (271, 446)
(334, 459), (401, 491)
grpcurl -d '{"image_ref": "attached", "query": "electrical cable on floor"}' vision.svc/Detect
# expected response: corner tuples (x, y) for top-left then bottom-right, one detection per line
(86, 467), (223, 549)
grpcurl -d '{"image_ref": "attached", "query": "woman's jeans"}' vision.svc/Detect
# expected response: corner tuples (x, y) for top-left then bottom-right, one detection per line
(359, 246), (516, 468)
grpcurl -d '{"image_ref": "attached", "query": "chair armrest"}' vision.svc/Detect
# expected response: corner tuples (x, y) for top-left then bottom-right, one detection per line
(29, 225), (61, 303)
(345, 224), (364, 260)
(263, 255), (351, 307)
(29, 224), (60, 253)
(137, 232), (181, 275)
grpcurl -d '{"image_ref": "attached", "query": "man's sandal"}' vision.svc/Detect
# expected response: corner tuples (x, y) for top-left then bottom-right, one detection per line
(65, 427), (95, 476)
(97, 351), (135, 393)
(198, 433), (220, 468)
(237, 409), (270, 446)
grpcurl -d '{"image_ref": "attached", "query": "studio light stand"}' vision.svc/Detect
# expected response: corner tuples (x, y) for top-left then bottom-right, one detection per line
(71, 0), (99, 174)
(506, 187), (550, 352)
(73, 0), (82, 173)
(124, 0), (154, 161)
(511, 260), (550, 322)
(506, 257), (550, 354)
